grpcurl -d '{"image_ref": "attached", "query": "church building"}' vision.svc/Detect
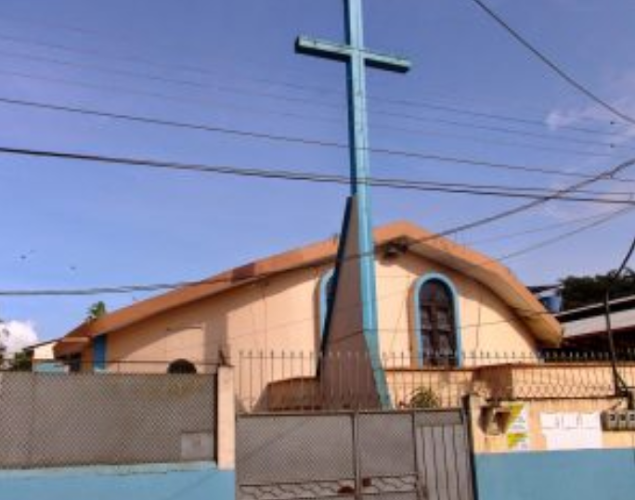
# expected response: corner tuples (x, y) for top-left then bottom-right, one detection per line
(54, 221), (561, 407)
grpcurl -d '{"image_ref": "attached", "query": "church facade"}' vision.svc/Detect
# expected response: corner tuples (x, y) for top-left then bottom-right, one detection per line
(54, 221), (561, 405)
(55, 223), (560, 370)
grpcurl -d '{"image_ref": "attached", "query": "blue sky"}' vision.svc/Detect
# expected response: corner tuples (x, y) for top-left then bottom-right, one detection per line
(0, 0), (634, 341)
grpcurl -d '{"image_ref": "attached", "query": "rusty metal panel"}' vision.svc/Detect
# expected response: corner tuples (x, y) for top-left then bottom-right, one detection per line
(237, 410), (474, 500)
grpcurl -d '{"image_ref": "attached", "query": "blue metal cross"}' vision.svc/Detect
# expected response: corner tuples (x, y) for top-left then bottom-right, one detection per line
(297, 0), (410, 407)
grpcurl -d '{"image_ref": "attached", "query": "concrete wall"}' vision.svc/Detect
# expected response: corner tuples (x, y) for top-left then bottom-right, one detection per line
(0, 367), (236, 500)
(468, 397), (635, 500)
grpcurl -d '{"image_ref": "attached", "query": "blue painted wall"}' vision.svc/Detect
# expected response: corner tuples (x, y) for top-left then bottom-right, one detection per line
(0, 462), (234, 500)
(475, 449), (635, 500)
(93, 334), (107, 371)
(33, 361), (66, 373)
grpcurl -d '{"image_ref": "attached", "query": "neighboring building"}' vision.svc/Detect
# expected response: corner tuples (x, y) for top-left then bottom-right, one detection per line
(557, 294), (635, 352)
(54, 221), (560, 375)
(22, 339), (66, 372)
(528, 284), (563, 314)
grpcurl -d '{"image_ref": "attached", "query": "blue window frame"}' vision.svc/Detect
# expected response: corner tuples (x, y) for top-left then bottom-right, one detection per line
(413, 273), (462, 367)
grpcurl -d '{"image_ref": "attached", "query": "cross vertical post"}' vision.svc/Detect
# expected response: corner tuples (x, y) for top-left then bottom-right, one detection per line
(296, 0), (410, 408)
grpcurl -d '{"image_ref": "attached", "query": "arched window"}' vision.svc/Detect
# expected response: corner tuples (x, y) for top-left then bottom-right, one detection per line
(167, 359), (197, 374)
(415, 276), (460, 366)
(319, 269), (336, 339)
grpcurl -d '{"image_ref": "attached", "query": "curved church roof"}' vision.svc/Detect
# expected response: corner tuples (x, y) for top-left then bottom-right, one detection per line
(55, 221), (562, 356)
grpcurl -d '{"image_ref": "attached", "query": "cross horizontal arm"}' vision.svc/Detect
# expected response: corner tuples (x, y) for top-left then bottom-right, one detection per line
(296, 36), (353, 63)
(365, 52), (411, 73)
(296, 35), (412, 73)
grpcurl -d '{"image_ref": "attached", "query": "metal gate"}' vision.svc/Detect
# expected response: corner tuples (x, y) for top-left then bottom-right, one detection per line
(237, 410), (474, 500)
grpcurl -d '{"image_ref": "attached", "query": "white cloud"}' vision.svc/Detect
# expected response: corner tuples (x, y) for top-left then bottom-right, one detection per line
(545, 70), (635, 145)
(0, 320), (39, 358)
(542, 70), (635, 221)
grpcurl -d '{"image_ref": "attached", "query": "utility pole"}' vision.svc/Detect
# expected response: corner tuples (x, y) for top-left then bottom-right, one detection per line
(604, 236), (635, 408)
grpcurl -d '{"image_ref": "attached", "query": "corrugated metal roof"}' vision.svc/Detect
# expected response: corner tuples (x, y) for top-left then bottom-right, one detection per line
(563, 309), (635, 338)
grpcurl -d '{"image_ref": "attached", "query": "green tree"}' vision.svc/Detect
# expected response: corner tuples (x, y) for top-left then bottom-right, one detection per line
(9, 351), (32, 371)
(86, 301), (107, 322)
(408, 387), (441, 409)
(560, 268), (635, 310)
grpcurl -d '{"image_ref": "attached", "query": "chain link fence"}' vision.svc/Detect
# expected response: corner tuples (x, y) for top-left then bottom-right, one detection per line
(0, 371), (217, 469)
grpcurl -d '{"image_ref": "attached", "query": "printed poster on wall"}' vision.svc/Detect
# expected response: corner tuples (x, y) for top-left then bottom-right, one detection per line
(539, 412), (602, 450)
(505, 403), (530, 452)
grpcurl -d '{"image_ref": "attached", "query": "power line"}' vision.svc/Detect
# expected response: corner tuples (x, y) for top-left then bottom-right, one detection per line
(2, 66), (630, 161)
(0, 196), (630, 299)
(0, 26), (628, 140)
(372, 106), (634, 152)
(368, 121), (619, 159)
(497, 206), (635, 261)
(0, 153), (633, 298)
(2, 95), (634, 184)
(0, 46), (347, 112)
(371, 97), (624, 138)
(0, 148), (631, 304)
(0, 67), (347, 126)
(0, 19), (341, 88)
(464, 210), (630, 246)
(0, 31), (338, 97)
(424, 157), (635, 263)
(1, 145), (632, 203)
(2, 45), (634, 153)
(467, 0), (635, 126)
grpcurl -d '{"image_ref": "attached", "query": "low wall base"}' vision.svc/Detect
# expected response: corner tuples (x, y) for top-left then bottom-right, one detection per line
(0, 462), (235, 500)
(475, 449), (635, 500)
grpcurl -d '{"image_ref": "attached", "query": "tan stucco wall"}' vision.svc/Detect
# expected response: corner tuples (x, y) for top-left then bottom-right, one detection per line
(97, 265), (325, 375)
(30, 342), (56, 360)
(469, 396), (635, 454)
(376, 253), (537, 365)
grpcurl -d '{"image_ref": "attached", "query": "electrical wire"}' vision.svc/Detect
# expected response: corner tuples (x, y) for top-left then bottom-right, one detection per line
(373, 106), (634, 152)
(496, 206), (635, 261)
(1, 150), (634, 267)
(2, 95), (634, 184)
(0, 195), (630, 299)
(0, 145), (633, 203)
(1, 66), (630, 161)
(465, 210), (629, 246)
(0, 27), (628, 139)
(0, 51), (345, 112)
(0, 31), (337, 96)
(467, 0), (635, 126)
(1, 47), (633, 153)
(372, 120), (620, 160)
(371, 97), (624, 138)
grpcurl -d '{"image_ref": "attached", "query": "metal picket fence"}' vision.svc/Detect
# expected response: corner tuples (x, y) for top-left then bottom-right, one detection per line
(236, 350), (635, 412)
